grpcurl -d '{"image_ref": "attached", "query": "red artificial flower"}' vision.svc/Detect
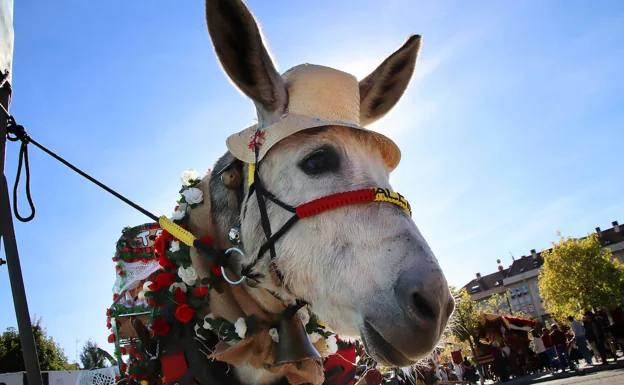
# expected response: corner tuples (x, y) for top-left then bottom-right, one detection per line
(120, 346), (127, 355)
(145, 247), (153, 253)
(108, 334), (115, 343)
(152, 317), (170, 336)
(174, 205), (179, 211)
(106, 318), (112, 329)
(133, 248), (141, 253)
(113, 294), (119, 301)
(154, 235), (166, 256)
(122, 247), (129, 252)
(115, 377), (120, 382)
(157, 254), (176, 269)
(121, 363), (127, 373)
(112, 257), (117, 262)
(106, 308), (111, 316)
(174, 304), (195, 323)
(211, 264), (222, 276)
(174, 287), (187, 304)
(118, 271), (125, 276)
(162, 230), (172, 242)
(129, 346), (136, 356)
(179, 224), (188, 229)
(147, 300), (158, 307)
(154, 272), (176, 289)
(194, 286), (209, 297)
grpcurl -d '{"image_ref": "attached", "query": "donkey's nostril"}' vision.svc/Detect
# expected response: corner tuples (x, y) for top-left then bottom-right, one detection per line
(411, 292), (437, 321)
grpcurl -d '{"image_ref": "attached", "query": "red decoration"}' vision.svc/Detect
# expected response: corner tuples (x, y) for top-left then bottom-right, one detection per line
(211, 264), (222, 276)
(296, 189), (376, 219)
(120, 346), (127, 355)
(107, 334), (115, 343)
(152, 318), (170, 336)
(324, 341), (356, 385)
(174, 288), (187, 304)
(174, 304), (195, 323)
(161, 352), (197, 385)
(150, 272), (176, 291)
(106, 309), (111, 316)
(194, 286), (209, 297)
(154, 235), (166, 256)
(121, 363), (127, 373)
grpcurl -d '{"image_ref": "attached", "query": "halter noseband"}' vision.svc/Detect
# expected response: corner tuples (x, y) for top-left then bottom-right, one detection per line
(241, 160), (412, 284)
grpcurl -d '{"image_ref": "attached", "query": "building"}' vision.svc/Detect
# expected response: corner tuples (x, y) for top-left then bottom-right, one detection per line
(461, 220), (624, 325)
(597, 221), (624, 263)
(502, 249), (550, 324)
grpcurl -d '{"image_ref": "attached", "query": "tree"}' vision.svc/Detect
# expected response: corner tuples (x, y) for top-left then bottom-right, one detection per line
(538, 232), (624, 320)
(80, 339), (110, 369)
(0, 317), (74, 373)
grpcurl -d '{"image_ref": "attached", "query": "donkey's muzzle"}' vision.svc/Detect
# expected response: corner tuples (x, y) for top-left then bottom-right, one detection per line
(395, 268), (454, 331)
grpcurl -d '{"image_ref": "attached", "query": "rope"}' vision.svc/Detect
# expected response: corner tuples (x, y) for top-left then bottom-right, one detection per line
(4, 115), (159, 223)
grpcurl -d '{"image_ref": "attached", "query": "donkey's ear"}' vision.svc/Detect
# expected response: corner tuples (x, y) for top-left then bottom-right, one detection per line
(205, 0), (288, 121)
(359, 35), (422, 126)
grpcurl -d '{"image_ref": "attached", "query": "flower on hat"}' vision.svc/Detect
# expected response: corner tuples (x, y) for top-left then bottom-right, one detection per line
(234, 317), (247, 339)
(180, 169), (200, 186)
(177, 266), (198, 286)
(182, 187), (203, 205)
(169, 241), (180, 252)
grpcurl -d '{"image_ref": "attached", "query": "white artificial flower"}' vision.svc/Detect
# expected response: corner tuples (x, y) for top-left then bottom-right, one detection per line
(203, 314), (215, 330)
(181, 169), (200, 186)
(234, 317), (247, 339)
(182, 187), (203, 204)
(297, 307), (310, 325)
(171, 210), (186, 221)
(194, 324), (206, 341)
(142, 281), (153, 292)
(326, 335), (338, 355)
(269, 328), (279, 343)
(309, 333), (322, 343)
(177, 266), (198, 286)
(137, 291), (146, 301)
(169, 282), (187, 293)
(170, 241), (180, 252)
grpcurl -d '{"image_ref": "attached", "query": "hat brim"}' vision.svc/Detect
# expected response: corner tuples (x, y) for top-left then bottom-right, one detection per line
(226, 114), (401, 171)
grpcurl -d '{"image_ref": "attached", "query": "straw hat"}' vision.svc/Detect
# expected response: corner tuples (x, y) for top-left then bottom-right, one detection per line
(226, 64), (401, 170)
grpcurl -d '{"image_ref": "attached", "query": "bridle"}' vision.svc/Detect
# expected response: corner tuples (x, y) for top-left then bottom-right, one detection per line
(232, 130), (412, 289)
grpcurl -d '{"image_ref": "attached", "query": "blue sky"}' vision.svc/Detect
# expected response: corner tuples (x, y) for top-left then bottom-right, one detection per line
(1, 0), (623, 365)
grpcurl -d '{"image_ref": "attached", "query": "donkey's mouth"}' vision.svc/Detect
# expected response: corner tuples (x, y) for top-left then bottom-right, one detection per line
(361, 320), (415, 367)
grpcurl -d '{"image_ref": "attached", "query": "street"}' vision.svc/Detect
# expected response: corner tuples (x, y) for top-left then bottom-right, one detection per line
(539, 368), (624, 385)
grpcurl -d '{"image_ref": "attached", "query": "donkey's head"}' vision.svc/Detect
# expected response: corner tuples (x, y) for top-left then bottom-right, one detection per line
(204, 0), (453, 367)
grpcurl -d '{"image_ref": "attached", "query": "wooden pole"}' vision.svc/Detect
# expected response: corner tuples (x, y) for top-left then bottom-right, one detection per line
(1, 76), (44, 385)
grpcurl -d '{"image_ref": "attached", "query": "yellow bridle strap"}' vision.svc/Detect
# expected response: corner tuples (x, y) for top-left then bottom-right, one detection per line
(373, 187), (411, 217)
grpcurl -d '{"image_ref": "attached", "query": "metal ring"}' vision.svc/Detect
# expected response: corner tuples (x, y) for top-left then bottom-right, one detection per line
(221, 247), (246, 285)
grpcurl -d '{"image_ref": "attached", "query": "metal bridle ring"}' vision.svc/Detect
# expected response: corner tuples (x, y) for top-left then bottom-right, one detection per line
(221, 247), (246, 285)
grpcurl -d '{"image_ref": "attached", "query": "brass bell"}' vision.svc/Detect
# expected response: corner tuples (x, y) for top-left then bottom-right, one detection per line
(273, 313), (321, 366)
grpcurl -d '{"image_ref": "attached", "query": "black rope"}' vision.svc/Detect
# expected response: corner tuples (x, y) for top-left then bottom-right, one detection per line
(5, 116), (160, 223)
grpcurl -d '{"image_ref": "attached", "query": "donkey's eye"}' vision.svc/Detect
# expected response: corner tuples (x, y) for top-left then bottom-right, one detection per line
(299, 146), (340, 175)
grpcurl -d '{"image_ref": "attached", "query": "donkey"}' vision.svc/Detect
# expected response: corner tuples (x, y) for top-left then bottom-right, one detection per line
(182, 1), (455, 384)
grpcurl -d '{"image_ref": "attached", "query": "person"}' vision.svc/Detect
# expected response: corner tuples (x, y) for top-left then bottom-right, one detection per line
(550, 323), (576, 371)
(491, 341), (509, 382)
(541, 327), (556, 371)
(532, 329), (550, 371)
(584, 310), (609, 365)
(568, 315), (593, 365)
(461, 358), (478, 384)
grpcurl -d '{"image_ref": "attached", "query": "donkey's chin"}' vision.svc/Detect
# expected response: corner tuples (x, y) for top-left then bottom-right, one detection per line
(360, 320), (438, 368)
